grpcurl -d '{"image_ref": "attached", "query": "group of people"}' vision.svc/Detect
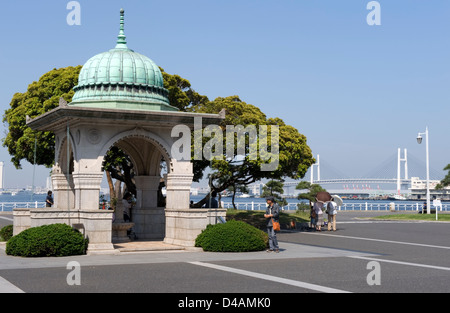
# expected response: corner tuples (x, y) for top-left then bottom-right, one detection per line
(311, 198), (338, 231)
(263, 195), (339, 254)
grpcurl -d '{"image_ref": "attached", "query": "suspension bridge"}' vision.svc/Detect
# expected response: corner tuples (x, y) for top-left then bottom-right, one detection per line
(283, 148), (444, 193)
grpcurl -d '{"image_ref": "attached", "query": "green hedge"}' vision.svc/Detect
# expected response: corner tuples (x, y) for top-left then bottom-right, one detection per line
(0, 225), (13, 241)
(195, 220), (268, 252)
(6, 224), (88, 257)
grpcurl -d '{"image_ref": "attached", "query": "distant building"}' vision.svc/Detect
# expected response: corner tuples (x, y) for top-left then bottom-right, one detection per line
(409, 177), (450, 201)
(248, 183), (261, 196)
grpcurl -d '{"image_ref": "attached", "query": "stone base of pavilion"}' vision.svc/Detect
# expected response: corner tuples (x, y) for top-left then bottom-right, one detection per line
(164, 208), (227, 247)
(12, 207), (226, 255)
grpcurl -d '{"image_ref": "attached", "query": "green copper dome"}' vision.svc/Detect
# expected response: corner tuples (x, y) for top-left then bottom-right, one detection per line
(71, 9), (176, 111)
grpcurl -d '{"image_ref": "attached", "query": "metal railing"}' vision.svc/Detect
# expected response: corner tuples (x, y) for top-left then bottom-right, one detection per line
(222, 201), (450, 212)
(0, 202), (46, 212)
(2, 201), (447, 213)
(222, 202), (298, 211)
(337, 202), (450, 212)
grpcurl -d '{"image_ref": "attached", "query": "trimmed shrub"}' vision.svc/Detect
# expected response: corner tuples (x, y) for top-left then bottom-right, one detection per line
(6, 224), (88, 257)
(195, 220), (268, 252)
(0, 225), (13, 241)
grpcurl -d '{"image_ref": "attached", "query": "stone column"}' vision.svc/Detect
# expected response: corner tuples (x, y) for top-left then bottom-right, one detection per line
(134, 176), (161, 208)
(133, 175), (164, 240)
(164, 160), (199, 246)
(51, 173), (74, 211)
(165, 173), (193, 210)
(165, 159), (193, 210)
(72, 172), (104, 211)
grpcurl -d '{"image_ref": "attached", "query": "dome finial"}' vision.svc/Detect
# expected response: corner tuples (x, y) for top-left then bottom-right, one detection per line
(115, 8), (128, 49)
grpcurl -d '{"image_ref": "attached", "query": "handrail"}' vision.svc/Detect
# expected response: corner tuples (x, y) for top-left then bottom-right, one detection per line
(221, 201), (450, 212)
(2, 201), (447, 212)
(0, 202), (46, 211)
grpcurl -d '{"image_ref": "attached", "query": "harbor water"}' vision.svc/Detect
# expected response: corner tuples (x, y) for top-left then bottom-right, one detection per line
(0, 192), (46, 212)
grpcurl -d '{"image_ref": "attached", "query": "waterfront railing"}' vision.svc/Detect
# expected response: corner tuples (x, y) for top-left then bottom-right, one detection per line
(0, 202), (46, 211)
(222, 201), (450, 212)
(1, 201), (448, 213)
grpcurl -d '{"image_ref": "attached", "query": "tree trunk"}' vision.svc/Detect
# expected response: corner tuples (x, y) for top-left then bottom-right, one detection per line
(105, 171), (116, 209)
(232, 189), (237, 210)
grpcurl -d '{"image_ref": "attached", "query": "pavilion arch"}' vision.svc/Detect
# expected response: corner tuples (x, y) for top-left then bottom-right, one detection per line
(99, 130), (173, 240)
(98, 128), (172, 176)
(51, 134), (76, 211)
(54, 132), (77, 174)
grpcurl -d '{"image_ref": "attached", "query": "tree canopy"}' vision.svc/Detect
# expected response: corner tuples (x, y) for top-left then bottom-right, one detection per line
(261, 179), (288, 207)
(190, 96), (315, 206)
(2, 66), (315, 207)
(2, 66), (81, 168)
(296, 181), (327, 203)
(436, 164), (450, 189)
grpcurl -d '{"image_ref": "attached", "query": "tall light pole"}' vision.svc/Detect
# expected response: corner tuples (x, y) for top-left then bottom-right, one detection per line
(416, 127), (430, 214)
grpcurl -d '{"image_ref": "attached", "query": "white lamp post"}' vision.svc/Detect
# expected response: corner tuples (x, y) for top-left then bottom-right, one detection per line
(416, 127), (430, 215)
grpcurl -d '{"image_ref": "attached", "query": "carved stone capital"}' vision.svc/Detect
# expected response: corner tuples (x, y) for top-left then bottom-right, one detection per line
(72, 173), (103, 189)
(166, 173), (193, 191)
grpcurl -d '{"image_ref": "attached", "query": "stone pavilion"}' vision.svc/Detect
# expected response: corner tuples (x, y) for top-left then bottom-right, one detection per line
(13, 9), (226, 254)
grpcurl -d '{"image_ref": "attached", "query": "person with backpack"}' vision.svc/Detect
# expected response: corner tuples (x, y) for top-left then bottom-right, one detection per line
(327, 198), (338, 231)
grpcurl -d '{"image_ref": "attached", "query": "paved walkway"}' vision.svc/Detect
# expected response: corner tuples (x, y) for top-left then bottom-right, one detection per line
(113, 240), (187, 252)
(0, 239), (375, 271)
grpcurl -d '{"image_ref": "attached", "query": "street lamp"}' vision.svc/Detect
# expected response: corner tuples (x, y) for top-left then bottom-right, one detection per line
(416, 134), (422, 144)
(416, 127), (430, 215)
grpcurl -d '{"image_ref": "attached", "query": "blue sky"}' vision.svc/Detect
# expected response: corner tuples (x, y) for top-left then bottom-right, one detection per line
(0, 0), (449, 189)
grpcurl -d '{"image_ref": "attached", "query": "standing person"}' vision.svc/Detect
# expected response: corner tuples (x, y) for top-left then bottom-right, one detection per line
(264, 196), (280, 253)
(122, 192), (132, 222)
(327, 199), (337, 231)
(313, 201), (323, 231)
(46, 191), (54, 207)
(204, 191), (219, 208)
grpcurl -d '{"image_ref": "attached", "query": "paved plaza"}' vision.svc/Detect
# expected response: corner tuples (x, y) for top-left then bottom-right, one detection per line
(1, 211), (450, 298)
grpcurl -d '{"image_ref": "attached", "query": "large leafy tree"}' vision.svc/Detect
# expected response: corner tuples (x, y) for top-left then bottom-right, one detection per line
(2, 66), (206, 169)
(160, 68), (209, 111)
(2, 66), (206, 197)
(2, 66), (81, 168)
(190, 96), (315, 207)
(3, 66), (315, 208)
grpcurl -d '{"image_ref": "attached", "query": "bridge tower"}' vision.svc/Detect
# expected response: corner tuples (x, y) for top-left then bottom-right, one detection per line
(310, 154), (320, 184)
(397, 148), (408, 194)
